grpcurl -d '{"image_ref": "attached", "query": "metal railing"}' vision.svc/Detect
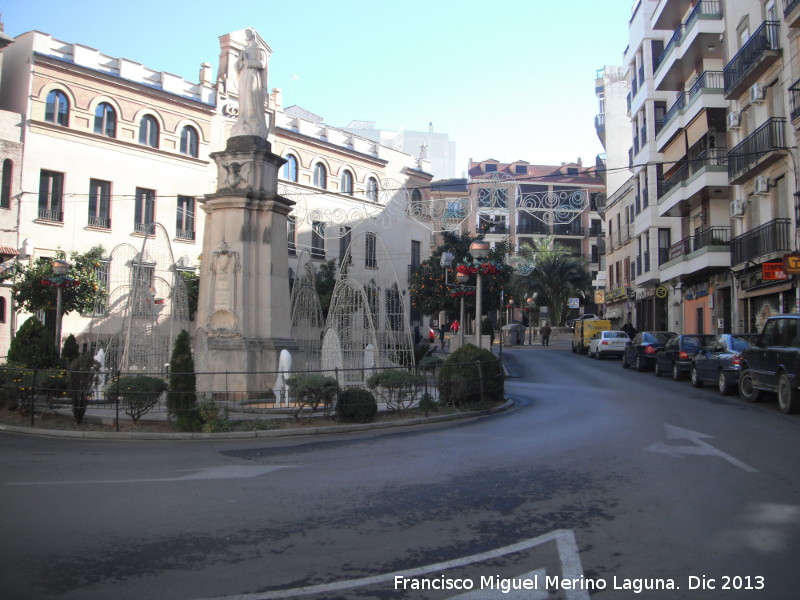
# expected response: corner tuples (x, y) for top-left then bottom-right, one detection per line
(665, 227), (731, 262)
(655, 1), (723, 71)
(730, 218), (791, 266)
(727, 118), (786, 180)
(789, 78), (800, 121)
(38, 208), (63, 222)
(723, 21), (781, 95)
(134, 222), (155, 235)
(88, 215), (111, 229)
(785, 0), (800, 18)
(175, 228), (195, 241)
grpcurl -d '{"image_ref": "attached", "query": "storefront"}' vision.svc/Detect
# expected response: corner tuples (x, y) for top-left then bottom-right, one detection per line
(736, 261), (797, 333)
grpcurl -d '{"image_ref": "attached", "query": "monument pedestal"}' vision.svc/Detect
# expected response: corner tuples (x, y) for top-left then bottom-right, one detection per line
(195, 135), (297, 396)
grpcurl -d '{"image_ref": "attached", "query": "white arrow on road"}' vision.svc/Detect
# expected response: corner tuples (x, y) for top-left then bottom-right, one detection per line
(646, 424), (757, 472)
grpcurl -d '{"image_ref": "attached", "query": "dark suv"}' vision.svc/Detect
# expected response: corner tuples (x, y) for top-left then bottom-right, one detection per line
(739, 314), (800, 414)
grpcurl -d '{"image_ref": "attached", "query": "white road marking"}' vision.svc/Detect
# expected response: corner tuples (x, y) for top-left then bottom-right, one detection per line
(196, 529), (589, 600)
(6, 465), (292, 486)
(646, 423), (757, 472)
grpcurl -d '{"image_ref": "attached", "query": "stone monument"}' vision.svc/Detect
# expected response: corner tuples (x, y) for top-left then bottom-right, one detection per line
(195, 28), (296, 397)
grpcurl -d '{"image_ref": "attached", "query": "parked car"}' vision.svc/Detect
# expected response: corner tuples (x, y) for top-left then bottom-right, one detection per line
(690, 334), (758, 395)
(587, 330), (630, 359)
(654, 334), (715, 380)
(739, 314), (800, 413)
(622, 331), (676, 372)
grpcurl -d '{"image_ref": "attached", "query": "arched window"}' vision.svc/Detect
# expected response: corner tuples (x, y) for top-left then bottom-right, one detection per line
(282, 154), (298, 181)
(180, 125), (199, 157)
(0, 296), (5, 323)
(313, 163), (327, 189)
(94, 102), (116, 137)
(1, 159), (12, 209)
(45, 90), (69, 126)
(366, 177), (379, 202)
(340, 170), (353, 195)
(138, 115), (159, 148)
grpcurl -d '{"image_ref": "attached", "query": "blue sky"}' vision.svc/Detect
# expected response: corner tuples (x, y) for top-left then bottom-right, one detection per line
(3, 0), (633, 175)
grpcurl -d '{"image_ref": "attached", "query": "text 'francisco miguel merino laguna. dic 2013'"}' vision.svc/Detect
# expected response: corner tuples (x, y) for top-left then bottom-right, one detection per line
(394, 574), (682, 594)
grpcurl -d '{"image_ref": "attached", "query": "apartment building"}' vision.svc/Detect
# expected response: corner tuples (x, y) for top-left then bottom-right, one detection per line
(0, 27), (434, 355)
(467, 159), (605, 308)
(595, 65), (633, 324)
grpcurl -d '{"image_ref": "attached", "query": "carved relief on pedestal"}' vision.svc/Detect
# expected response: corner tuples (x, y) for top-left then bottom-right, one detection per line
(220, 160), (253, 193)
(208, 241), (241, 337)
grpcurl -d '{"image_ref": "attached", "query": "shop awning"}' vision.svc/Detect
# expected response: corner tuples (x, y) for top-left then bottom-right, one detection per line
(738, 281), (794, 299)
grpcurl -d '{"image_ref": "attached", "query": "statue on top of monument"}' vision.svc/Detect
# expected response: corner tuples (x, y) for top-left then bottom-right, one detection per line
(230, 28), (270, 139)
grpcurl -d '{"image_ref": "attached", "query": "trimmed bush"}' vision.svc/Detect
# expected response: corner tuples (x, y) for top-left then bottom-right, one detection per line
(8, 317), (60, 369)
(437, 343), (504, 406)
(106, 375), (167, 424)
(167, 330), (196, 419)
(61, 334), (80, 367)
(286, 374), (339, 424)
(337, 387), (378, 423)
(367, 369), (424, 416)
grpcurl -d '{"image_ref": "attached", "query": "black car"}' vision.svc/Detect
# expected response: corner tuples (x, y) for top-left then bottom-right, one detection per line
(654, 334), (715, 380)
(740, 314), (800, 413)
(690, 334), (758, 395)
(622, 331), (676, 372)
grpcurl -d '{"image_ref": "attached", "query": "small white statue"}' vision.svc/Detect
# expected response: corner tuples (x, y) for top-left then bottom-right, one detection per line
(231, 28), (269, 139)
(272, 349), (292, 407)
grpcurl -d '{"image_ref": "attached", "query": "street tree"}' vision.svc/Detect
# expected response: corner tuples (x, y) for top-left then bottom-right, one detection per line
(409, 231), (512, 323)
(1, 246), (107, 317)
(513, 237), (592, 326)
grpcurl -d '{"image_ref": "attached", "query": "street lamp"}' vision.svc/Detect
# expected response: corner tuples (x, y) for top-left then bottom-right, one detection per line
(469, 240), (490, 349)
(51, 259), (71, 354)
(456, 270), (469, 348)
(526, 296), (534, 345)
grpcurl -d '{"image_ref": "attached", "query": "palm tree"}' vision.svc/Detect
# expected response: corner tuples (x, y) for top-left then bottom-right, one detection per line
(513, 237), (592, 326)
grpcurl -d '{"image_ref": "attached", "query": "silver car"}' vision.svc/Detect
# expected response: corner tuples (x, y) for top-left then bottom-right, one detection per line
(587, 330), (630, 359)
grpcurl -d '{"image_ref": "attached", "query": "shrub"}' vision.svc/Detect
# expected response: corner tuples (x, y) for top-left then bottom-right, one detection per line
(286, 374), (339, 424)
(437, 343), (504, 406)
(337, 387), (378, 423)
(198, 399), (230, 432)
(8, 317), (60, 369)
(61, 334), (80, 367)
(67, 353), (100, 425)
(106, 375), (167, 425)
(367, 369), (424, 416)
(167, 330), (196, 419)
(2, 366), (68, 414)
(413, 342), (432, 365)
(418, 393), (439, 416)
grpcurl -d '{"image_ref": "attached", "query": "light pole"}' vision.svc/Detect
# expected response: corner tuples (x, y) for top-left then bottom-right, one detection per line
(526, 296), (534, 345)
(51, 259), (71, 354)
(469, 240), (490, 349)
(456, 270), (469, 348)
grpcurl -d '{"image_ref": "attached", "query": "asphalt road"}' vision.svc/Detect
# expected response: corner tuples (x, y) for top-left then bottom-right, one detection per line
(2, 340), (800, 600)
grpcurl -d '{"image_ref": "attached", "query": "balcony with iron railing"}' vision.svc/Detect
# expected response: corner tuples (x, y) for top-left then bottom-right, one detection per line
(176, 228), (195, 241)
(658, 147), (728, 214)
(656, 71), (725, 142)
(653, 1), (724, 91)
(38, 208), (63, 223)
(784, 0), (800, 29)
(88, 215), (111, 229)
(553, 222), (585, 236)
(727, 117), (786, 184)
(723, 21), (781, 99)
(659, 226), (731, 279)
(730, 218), (791, 266)
(789, 78), (800, 122)
(134, 222), (156, 235)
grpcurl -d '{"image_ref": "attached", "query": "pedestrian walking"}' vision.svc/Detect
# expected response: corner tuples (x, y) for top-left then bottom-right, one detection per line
(540, 322), (552, 346)
(439, 324), (447, 350)
(428, 327), (435, 344)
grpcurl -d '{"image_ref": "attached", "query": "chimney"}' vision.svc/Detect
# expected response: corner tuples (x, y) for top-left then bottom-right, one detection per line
(199, 62), (212, 85)
(577, 157), (582, 166)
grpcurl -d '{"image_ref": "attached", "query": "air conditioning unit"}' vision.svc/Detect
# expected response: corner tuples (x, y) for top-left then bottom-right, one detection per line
(727, 111), (741, 129)
(754, 175), (770, 195)
(730, 199), (746, 218)
(750, 83), (765, 104)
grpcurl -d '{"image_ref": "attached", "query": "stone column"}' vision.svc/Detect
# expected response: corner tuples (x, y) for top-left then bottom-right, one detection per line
(195, 135), (297, 398)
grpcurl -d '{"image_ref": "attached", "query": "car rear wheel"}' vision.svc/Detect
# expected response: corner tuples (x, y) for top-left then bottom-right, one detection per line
(672, 363), (681, 381)
(654, 362), (662, 377)
(595, 349), (603, 360)
(739, 369), (761, 403)
(777, 373), (800, 414)
(691, 365), (704, 388)
(717, 370), (731, 396)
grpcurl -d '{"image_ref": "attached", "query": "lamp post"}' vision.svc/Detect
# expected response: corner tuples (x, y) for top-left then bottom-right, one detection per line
(456, 270), (469, 348)
(469, 240), (490, 349)
(527, 296), (534, 345)
(51, 259), (71, 354)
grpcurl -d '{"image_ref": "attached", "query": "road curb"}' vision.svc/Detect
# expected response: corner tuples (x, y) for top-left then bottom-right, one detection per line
(0, 399), (515, 441)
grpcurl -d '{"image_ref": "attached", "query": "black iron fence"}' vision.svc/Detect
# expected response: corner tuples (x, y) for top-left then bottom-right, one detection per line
(730, 218), (791, 266)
